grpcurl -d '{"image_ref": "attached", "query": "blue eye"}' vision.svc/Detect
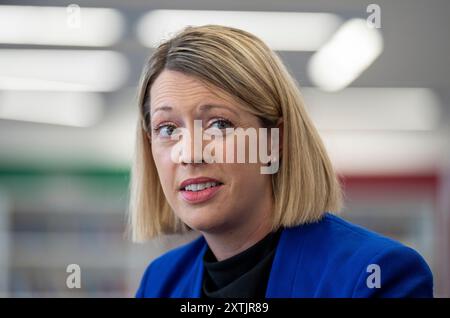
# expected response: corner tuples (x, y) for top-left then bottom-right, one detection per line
(210, 119), (233, 130)
(154, 124), (176, 137)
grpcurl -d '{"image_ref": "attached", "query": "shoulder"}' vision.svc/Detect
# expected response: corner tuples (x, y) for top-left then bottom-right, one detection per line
(284, 213), (434, 297)
(135, 234), (206, 298)
(148, 234), (206, 271)
(296, 213), (423, 256)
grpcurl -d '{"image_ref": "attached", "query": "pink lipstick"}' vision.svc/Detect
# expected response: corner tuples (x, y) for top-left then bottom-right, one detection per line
(179, 177), (224, 204)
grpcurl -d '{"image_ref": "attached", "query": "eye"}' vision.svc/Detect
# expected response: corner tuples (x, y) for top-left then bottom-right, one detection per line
(154, 123), (177, 137)
(209, 118), (234, 130)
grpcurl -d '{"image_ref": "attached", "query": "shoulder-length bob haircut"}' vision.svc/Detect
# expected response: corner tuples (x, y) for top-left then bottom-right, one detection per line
(128, 24), (343, 242)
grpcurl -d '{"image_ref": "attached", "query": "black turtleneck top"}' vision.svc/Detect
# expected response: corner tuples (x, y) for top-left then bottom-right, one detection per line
(202, 230), (282, 298)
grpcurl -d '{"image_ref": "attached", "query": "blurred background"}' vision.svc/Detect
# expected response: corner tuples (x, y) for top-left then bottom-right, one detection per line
(0, 0), (449, 297)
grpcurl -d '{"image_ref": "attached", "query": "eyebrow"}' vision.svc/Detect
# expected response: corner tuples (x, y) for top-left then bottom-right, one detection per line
(151, 105), (172, 116)
(199, 104), (240, 116)
(151, 103), (239, 117)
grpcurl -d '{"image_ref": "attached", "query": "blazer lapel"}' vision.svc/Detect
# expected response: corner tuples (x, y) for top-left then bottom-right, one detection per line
(189, 239), (207, 297)
(265, 225), (306, 298)
(183, 225), (307, 298)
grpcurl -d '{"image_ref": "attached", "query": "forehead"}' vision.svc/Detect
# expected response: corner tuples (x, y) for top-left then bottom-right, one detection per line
(150, 70), (227, 108)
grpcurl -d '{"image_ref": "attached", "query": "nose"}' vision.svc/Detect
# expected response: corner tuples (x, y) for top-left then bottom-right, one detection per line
(179, 138), (205, 165)
(177, 120), (205, 165)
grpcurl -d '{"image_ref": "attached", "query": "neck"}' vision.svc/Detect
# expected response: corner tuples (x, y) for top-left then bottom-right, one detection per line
(201, 208), (273, 261)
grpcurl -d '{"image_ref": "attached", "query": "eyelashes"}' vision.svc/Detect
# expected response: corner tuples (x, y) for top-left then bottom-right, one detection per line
(208, 118), (234, 130)
(152, 118), (235, 138)
(153, 122), (176, 137)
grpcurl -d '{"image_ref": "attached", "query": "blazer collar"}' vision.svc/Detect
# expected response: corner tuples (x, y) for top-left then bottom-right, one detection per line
(188, 225), (306, 298)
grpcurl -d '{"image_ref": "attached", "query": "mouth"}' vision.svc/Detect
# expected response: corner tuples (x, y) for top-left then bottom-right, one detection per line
(179, 177), (224, 204)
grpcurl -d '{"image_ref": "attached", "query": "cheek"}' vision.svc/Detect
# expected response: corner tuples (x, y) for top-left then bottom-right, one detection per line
(224, 160), (268, 197)
(218, 131), (270, 188)
(151, 144), (176, 190)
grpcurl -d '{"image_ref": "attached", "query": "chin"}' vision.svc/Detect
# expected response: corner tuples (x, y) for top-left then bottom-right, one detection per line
(181, 212), (229, 234)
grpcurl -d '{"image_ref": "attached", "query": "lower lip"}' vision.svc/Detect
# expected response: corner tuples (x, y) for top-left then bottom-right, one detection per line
(180, 184), (223, 204)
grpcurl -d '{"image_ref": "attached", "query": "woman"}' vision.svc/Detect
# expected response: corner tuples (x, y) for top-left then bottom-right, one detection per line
(130, 25), (433, 298)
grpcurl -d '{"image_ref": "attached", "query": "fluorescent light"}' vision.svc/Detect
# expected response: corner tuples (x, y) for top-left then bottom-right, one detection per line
(307, 19), (383, 91)
(0, 50), (128, 92)
(321, 130), (444, 175)
(0, 5), (124, 46)
(0, 91), (104, 127)
(302, 87), (442, 131)
(137, 10), (342, 51)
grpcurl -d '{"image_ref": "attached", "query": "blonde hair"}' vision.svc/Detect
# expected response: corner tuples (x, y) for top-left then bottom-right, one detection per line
(128, 25), (343, 242)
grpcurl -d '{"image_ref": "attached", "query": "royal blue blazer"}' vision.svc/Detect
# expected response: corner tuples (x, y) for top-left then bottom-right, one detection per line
(136, 213), (433, 298)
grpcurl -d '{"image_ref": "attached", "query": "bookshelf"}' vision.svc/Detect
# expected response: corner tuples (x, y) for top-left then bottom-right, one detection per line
(0, 170), (442, 296)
